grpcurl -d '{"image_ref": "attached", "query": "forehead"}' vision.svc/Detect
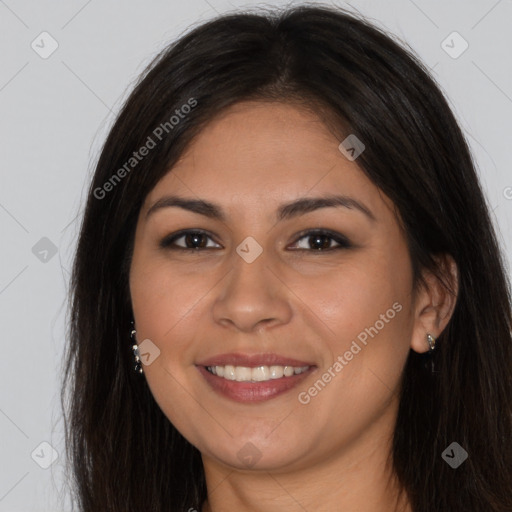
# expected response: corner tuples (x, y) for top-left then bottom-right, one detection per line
(175, 100), (341, 179)
(142, 101), (392, 220)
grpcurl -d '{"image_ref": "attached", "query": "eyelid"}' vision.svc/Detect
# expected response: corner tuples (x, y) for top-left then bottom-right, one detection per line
(159, 228), (352, 251)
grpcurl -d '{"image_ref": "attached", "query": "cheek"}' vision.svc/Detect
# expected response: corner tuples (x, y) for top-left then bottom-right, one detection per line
(296, 278), (410, 447)
(129, 256), (206, 430)
(130, 252), (202, 339)
(129, 252), (224, 400)
(299, 249), (412, 397)
(294, 251), (410, 345)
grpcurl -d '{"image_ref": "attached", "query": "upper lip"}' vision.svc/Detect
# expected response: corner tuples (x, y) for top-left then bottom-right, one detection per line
(197, 352), (315, 368)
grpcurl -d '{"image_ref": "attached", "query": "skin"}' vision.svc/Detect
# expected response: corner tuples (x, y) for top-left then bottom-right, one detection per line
(129, 101), (458, 512)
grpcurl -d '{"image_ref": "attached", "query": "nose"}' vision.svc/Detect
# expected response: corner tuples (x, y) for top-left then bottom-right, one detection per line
(211, 246), (293, 333)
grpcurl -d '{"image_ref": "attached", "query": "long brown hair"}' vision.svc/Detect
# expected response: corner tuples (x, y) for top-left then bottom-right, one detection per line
(61, 4), (512, 511)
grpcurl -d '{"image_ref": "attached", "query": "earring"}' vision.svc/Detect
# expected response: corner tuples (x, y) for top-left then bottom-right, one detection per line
(426, 332), (438, 373)
(426, 333), (436, 352)
(131, 321), (143, 375)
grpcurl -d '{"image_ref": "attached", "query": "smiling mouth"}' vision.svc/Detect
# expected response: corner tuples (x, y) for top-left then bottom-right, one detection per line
(205, 364), (311, 382)
(196, 364), (316, 403)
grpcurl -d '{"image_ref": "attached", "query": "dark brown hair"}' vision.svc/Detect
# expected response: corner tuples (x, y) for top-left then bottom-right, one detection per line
(61, 4), (512, 511)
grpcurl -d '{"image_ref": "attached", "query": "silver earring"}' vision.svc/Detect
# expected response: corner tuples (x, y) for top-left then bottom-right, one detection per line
(426, 333), (436, 352)
(131, 322), (143, 375)
(426, 333), (438, 373)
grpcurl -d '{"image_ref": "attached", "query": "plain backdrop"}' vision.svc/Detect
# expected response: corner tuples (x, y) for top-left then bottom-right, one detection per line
(0, 0), (511, 510)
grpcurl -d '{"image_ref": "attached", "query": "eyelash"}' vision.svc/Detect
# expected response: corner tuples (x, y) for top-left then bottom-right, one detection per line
(159, 229), (352, 253)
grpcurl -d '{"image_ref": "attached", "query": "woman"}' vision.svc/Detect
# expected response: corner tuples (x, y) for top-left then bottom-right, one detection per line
(61, 4), (512, 511)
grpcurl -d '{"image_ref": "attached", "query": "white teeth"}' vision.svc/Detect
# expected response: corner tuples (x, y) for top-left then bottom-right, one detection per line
(224, 365), (236, 380)
(283, 366), (294, 377)
(269, 365), (283, 379)
(207, 364), (310, 382)
(235, 366), (252, 381)
(252, 366), (270, 381)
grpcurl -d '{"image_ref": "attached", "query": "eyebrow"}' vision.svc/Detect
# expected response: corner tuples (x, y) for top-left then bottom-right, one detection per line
(145, 194), (376, 223)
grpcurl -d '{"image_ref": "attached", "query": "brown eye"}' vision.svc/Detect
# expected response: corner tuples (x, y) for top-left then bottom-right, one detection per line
(160, 230), (221, 250)
(289, 230), (352, 252)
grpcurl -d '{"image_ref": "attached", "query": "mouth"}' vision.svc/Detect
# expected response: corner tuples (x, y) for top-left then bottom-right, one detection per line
(204, 363), (311, 381)
(195, 353), (317, 402)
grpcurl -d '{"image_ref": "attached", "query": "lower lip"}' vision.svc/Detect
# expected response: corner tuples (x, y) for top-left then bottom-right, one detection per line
(196, 365), (315, 403)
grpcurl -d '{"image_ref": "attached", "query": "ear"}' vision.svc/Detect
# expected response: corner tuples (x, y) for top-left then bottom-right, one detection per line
(410, 254), (459, 354)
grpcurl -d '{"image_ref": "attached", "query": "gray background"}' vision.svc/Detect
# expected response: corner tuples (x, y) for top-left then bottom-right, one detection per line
(0, 0), (511, 510)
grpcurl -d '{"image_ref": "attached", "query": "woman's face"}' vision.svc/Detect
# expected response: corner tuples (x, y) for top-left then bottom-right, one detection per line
(129, 101), (428, 472)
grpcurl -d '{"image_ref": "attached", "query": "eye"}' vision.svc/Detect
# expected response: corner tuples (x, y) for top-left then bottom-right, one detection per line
(159, 230), (221, 251)
(288, 229), (352, 252)
(160, 229), (351, 252)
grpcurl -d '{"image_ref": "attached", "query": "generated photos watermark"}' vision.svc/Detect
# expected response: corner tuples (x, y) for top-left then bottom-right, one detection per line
(93, 97), (198, 200)
(298, 301), (403, 404)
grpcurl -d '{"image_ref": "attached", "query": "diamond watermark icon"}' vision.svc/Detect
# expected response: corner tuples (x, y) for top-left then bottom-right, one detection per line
(338, 134), (365, 161)
(31, 31), (59, 59)
(31, 441), (59, 469)
(237, 442), (262, 468)
(32, 237), (58, 263)
(441, 441), (468, 468)
(441, 31), (468, 59)
(236, 236), (263, 263)
(138, 338), (161, 366)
